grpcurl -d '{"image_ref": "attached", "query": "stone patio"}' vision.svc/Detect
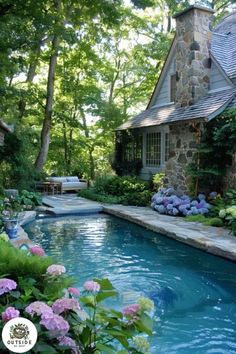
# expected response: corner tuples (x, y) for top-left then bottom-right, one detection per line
(39, 194), (236, 262)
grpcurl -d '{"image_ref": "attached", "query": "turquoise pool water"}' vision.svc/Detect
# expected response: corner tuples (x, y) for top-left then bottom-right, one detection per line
(25, 214), (236, 353)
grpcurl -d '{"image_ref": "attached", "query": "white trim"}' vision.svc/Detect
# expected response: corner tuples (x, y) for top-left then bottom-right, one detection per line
(142, 126), (169, 169)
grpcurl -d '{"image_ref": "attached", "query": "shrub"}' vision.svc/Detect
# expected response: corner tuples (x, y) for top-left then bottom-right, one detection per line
(82, 176), (152, 206)
(122, 190), (153, 207)
(0, 241), (153, 353)
(16, 190), (42, 208)
(79, 189), (124, 204)
(219, 206), (236, 235)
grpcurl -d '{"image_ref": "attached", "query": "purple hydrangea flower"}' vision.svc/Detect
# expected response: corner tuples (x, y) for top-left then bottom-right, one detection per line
(0, 278), (17, 295)
(209, 191), (217, 199)
(46, 265), (66, 276)
(198, 194), (206, 201)
(58, 336), (80, 354)
(83, 280), (100, 293)
(191, 207), (199, 215)
(52, 298), (80, 314)
(172, 207), (179, 216)
(25, 301), (53, 317)
(191, 200), (198, 207)
(123, 304), (140, 317)
(2, 307), (20, 322)
(40, 312), (70, 336)
(155, 205), (166, 214)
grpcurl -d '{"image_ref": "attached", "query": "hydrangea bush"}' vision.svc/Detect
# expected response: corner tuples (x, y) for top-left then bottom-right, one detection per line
(219, 206), (236, 235)
(151, 188), (211, 217)
(0, 241), (153, 353)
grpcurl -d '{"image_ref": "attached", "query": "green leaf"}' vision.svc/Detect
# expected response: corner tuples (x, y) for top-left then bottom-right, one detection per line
(96, 343), (115, 353)
(34, 342), (58, 354)
(94, 278), (115, 290)
(135, 313), (153, 336)
(9, 290), (21, 298)
(79, 296), (96, 308)
(96, 290), (118, 303)
(80, 326), (91, 346)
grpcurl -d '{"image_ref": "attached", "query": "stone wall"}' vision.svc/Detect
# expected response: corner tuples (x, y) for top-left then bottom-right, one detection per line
(164, 121), (202, 194)
(174, 7), (214, 107)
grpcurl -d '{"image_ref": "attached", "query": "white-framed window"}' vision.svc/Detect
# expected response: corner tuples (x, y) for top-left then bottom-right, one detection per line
(143, 127), (169, 169)
(146, 132), (161, 167)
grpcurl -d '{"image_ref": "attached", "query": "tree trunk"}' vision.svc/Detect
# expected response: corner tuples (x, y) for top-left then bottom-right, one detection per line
(67, 128), (73, 172)
(80, 109), (95, 181)
(18, 37), (48, 121)
(63, 122), (68, 164)
(35, 3), (61, 172)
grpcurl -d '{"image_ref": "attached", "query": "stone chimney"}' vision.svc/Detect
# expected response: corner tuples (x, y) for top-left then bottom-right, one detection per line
(173, 5), (215, 107)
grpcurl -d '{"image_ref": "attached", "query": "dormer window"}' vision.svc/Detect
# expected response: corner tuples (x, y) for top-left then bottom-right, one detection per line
(170, 73), (176, 102)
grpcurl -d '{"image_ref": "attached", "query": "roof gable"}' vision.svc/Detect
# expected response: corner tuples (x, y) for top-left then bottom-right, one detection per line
(210, 56), (234, 91)
(147, 37), (176, 109)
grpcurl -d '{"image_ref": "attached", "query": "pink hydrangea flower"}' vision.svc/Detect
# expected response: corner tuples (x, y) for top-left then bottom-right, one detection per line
(58, 336), (80, 354)
(40, 312), (70, 336)
(68, 287), (80, 296)
(25, 301), (53, 317)
(0, 278), (17, 295)
(46, 264), (66, 276)
(29, 246), (45, 257)
(52, 298), (80, 315)
(83, 280), (100, 293)
(123, 304), (140, 317)
(2, 307), (20, 322)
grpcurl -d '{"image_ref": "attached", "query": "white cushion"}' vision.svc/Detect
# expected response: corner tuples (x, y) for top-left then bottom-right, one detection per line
(66, 177), (79, 182)
(49, 177), (67, 183)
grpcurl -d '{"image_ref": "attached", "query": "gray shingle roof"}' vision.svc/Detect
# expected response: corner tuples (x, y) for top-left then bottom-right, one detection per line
(117, 89), (236, 130)
(211, 12), (236, 80)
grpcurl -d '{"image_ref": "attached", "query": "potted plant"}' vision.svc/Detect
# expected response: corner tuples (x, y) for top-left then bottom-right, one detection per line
(0, 197), (24, 239)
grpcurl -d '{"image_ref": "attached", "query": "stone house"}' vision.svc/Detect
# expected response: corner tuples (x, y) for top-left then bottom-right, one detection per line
(115, 5), (236, 192)
(0, 119), (12, 146)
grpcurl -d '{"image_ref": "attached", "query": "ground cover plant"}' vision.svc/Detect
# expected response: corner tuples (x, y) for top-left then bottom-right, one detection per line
(0, 241), (154, 353)
(79, 176), (152, 207)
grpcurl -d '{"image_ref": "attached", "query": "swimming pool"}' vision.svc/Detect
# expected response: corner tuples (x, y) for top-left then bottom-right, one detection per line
(25, 214), (236, 353)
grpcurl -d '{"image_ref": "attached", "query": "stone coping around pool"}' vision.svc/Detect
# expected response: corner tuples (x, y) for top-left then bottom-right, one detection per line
(42, 194), (103, 215)
(103, 205), (236, 262)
